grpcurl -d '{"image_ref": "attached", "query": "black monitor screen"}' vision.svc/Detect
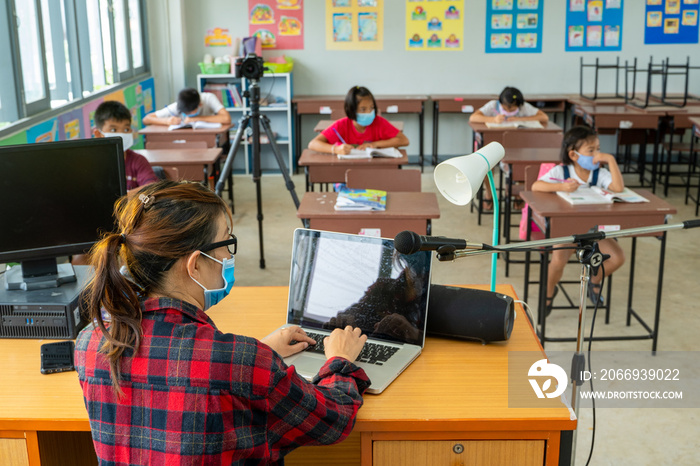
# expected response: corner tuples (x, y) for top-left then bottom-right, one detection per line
(0, 138), (126, 264)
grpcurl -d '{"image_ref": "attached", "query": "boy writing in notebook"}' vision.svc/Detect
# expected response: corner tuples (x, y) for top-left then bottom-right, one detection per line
(142, 87), (231, 127)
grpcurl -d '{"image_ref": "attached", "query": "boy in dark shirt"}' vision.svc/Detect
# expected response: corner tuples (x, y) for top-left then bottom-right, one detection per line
(93, 101), (158, 192)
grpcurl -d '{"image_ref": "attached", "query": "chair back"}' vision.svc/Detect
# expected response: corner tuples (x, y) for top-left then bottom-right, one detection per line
(502, 131), (563, 149)
(146, 141), (208, 149)
(345, 168), (421, 192)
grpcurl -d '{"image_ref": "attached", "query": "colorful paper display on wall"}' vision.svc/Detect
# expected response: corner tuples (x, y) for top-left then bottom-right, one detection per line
(326, 0), (383, 50)
(485, 0), (544, 53)
(644, 0), (699, 44)
(248, 0), (304, 50)
(405, 1), (464, 51)
(566, 0), (624, 51)
(0, 77), (155, 150)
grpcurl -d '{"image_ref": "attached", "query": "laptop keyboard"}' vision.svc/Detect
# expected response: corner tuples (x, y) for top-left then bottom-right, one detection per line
(303, 331), (400, 365)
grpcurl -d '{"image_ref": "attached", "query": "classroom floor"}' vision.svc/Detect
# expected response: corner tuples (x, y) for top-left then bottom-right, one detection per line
(229, 165), (700, 466)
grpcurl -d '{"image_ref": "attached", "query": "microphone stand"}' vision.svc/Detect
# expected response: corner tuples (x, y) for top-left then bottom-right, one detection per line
(432, 219), (700, 466)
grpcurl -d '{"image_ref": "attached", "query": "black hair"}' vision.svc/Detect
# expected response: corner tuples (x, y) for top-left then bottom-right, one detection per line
(344, 86), (377, 122)
(177, 88), (201, 114)
(94, 101), (132, 130)
(498, 87), (525, 108)
(561, 125), (598, 164)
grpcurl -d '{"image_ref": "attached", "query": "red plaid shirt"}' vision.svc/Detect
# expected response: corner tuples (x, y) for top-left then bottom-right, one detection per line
(75, 297), (370, 465)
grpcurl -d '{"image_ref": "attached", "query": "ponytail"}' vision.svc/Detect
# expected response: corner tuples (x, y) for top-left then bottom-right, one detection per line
(84, 180), (231, 396)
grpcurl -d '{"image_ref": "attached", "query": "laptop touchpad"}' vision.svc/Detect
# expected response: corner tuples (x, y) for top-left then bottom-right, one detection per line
(290, 358), (325, 379)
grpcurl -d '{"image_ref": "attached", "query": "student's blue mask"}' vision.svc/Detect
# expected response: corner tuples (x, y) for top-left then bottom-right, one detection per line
(190, 252), (235, 310)
(182, 108), (201, 118)
(356, 110), (376, 127)
(574, 151), (600, 171)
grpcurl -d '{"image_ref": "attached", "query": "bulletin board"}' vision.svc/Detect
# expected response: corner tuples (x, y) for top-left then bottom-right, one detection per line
(485, 0), (544, 54)
(644, 0), (699, 44)
(249, 0), (304, 50)
(326, 0), (383, 50)
(565, 0), (624, 52)
(405, 1), (464, 51)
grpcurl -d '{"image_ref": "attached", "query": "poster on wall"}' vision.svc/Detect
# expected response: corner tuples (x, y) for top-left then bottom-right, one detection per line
(249, 0), (304, 50)
(565, 0), (624, 51)
(26, 119), (58, 144)
(644, 0), (699, 44)
(485, 0), (544, 53)
(326, 0), (383, 50)
(58, 109), (85, 141)
(405, 1), (464, 51)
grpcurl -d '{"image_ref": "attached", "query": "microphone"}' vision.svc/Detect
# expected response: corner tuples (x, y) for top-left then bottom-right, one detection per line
(394, 230), (490, 255)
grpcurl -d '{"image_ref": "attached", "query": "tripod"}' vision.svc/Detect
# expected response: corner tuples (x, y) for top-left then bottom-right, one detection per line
(215, 79), (300, 269)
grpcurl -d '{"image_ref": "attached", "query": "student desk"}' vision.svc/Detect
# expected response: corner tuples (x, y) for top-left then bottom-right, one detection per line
(138, 124), (232, 149)
(313, 120), (404, 132)
(293, 95), (428, 169)
(296, 192), (439, 238)
(297, 148), (408, 192)
(469, 121), (564, 149)
(429, 94), (495, 165)
(136, 148), (233, 202)
(519, 189), (676, 350)
(657, 106), (700, 197)
(0, 285), (574, 466)
(500, 148), (562, 274)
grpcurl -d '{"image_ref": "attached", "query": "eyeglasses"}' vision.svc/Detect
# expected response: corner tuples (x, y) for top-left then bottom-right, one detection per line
(201, 234), (237, 256)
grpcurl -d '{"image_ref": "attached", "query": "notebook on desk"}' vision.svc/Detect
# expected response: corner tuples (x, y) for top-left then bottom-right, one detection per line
(280, 229), (432, 394)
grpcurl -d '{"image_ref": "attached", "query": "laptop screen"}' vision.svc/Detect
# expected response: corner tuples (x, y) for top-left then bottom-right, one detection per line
(287, 229), (432, 346)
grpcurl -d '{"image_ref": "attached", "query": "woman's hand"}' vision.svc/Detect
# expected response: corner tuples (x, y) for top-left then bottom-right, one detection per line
(261, 326), (316, 358)
(324, 326), (367, 363)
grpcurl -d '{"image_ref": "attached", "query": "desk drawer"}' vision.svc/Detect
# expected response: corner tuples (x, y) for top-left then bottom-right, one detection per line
(373, 440), (544, 466)
(295, 101), (344, 116)
(438, 98), (490, 113)
(377, 100), (422, 114)
(144, 134), (219, 148)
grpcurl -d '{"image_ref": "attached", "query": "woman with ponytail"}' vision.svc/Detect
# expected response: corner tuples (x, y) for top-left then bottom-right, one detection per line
(75, 180), (369, 464)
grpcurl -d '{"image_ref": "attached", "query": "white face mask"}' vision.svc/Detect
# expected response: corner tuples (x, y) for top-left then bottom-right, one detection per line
(99, 130), (134, 151)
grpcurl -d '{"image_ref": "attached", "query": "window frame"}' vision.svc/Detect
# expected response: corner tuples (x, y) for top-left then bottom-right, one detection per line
(0, 0), (149, 130)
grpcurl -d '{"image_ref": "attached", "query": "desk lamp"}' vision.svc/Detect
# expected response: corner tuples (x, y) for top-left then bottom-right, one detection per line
(434, 142), (505, 292)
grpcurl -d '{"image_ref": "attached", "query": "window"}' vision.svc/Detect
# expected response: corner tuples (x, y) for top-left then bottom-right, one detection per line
(1, 0), (148, 125)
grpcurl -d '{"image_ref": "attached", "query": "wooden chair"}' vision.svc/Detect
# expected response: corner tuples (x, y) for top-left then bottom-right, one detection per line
(345, 168), (421, 192)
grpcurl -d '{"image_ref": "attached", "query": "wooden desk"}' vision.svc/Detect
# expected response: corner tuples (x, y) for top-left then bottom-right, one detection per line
(469, 121), (564, 149)
(293, 95), (428, 169)
(0, 285), (574, 466)
(297, 148), (408, 191)
(429, 94), (495, 165)
(138, 124), (232, 149)
(313, 120), (404, 133)
(519, 189), (676, 350)
(297, 192), (439, 238)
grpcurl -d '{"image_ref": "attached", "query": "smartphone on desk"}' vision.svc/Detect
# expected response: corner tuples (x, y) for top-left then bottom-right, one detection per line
(40, 341), (75, 374)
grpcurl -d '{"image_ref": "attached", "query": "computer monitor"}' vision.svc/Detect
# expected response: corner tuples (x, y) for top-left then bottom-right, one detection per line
(0, 138), (126, 290)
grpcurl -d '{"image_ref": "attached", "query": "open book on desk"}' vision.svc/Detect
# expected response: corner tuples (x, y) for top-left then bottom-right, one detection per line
(337, 147), (402, 160)
(334, 188), (387, 211)
(556, 186), (649, 205)
(168, 121), (222, 131)
(484, 121), (543, 129)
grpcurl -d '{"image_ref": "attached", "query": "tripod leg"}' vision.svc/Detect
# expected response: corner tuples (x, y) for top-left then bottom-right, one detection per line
(215, 114), (250, 200)
(259, 114), (301, 210)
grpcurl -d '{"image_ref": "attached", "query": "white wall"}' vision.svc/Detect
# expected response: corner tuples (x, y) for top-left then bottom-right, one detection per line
(148, 1), (700, 157)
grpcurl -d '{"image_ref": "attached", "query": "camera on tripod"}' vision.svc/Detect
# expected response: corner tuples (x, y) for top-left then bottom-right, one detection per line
(234, 53), (266, 80)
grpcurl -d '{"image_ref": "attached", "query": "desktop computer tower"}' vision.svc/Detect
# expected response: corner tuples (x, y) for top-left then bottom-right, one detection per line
(0, 266), (91, 339)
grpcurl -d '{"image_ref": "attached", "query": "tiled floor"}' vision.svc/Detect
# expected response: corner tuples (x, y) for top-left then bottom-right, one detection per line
(229, 166), (700, 465)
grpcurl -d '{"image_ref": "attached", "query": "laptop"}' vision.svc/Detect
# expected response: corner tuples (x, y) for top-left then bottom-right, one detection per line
(281, 229), (432, 394)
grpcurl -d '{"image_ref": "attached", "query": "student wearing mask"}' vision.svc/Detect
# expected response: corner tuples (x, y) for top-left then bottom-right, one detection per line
(308, 86), (409, 155)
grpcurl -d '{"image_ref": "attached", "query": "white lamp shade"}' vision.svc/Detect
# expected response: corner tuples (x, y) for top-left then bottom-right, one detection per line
(434, 142), (506, 206)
